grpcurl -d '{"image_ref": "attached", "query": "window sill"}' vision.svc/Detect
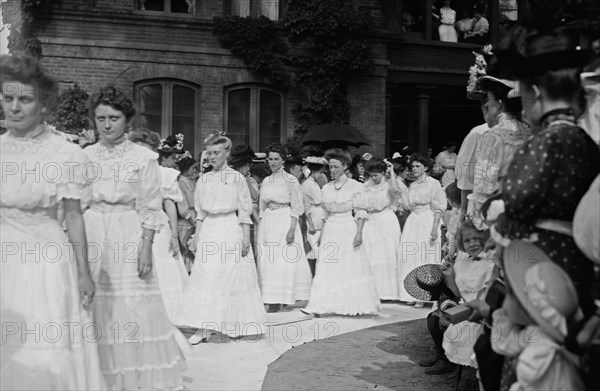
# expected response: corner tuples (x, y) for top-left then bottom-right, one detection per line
(133, 10), (203, 20)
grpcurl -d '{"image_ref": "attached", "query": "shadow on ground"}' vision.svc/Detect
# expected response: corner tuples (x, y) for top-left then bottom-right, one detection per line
(262, 319), (478, 391)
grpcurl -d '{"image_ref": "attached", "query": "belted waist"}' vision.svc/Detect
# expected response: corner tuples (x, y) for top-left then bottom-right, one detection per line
(267, 202), (290, 210)
(411, 205), (432, 214)
(536, 219), (573, 237)
(90, 202), (135, 213)
(205, 211), (236, 218)
(0, 206), (57, 224)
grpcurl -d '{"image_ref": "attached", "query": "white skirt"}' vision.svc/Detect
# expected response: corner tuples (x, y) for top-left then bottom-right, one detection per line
(443, 321), (482, 367)
(153, 222), (189, 324)
(439, 24), (458, 42)
(257, 207), (312, 304)
(306, 206), (325, 259)
(363, 208), (402, 300)
(305, 212), (381, 315)
(398, 209), (443, 301)
(176, 213), (266, 336)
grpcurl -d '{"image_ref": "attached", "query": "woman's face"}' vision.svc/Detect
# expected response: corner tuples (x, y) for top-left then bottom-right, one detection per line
(267, 152), (284, 172)
(205, 143), (229, 170)
(328, 159), (346, 180)
(520, 81), (542, 127)
(357, 163), (365, 176)
(411, 161), (427, 178)
(237, 163), (250, 177)
(161, 154), (178, 169)
(482, 92), (503, 128)
(1, 81), (46, 135)
(369, 171), (384, 184)
(462, 230), (483, 257)
(94, 104), (127, 143)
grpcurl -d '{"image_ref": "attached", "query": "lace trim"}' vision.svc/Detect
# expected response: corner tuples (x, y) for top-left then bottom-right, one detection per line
(540, 108), (577, 128)
(100, 356), (185, 375)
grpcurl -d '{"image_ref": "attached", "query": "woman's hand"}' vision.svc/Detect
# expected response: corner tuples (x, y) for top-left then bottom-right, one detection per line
(430, 228), (438, 242)
(138, 242), (153, 279)
(241, 241), (251, 257)
(307, 222), (317, 235)
(78, 272), (95, 308)
(286, 229), (295, 244)
(353, 233), (363, 248)
(170, 236), (181, 256)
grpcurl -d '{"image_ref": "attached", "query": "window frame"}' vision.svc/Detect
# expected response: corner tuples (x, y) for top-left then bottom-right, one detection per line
(134, 0), (201, 18)
(223, 84), (286, 152)
(134, 78), (202, 154)
(224, 0), (288, 21)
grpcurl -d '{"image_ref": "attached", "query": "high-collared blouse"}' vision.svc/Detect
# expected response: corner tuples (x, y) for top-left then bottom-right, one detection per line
(355, 178), (402, 218)
(406, 176), (447, 214)
(259, 169), (304, 219)
(194, 165), (252, 225)
(84, 139), (167, 230)
(321, 177), (364, 218)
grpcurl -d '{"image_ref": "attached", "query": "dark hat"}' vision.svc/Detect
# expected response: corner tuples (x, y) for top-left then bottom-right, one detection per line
(158, 134), (184, 154)
(514, 28), (593, 77)
(403, 264), (447, 301)
(285, 154), (304, 166)
(177, 156), (198, 173)
(229, 145), (256, 167)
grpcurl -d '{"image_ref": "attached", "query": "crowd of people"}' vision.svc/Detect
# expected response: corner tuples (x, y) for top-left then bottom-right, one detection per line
(1, 21), (599, 391)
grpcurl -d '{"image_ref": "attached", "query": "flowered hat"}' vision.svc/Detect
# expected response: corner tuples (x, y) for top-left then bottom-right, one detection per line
(466, 44), (493, 100)
(502, 240), (582, 343)
(403, 264), (447, 301)
(158, 133), (184, 154)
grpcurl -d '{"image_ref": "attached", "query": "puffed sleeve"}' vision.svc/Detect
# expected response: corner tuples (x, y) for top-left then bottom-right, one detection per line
(58, 143), (92, 208)
(236, 173), (253, 225)
(430, 179), (447, 213)
(473, 132), (502, 201)
(456, 131), (480, 190)
(289, 176), (304, 219)
(135, 158), (169, 230)
(194, 176), (207, 222)
(162, 168), (184, 203)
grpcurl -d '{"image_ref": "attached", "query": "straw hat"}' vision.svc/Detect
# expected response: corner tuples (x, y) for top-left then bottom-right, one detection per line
(403, 264), (447, 301)
(305, 156), (328, 165)
(502, 240), (581, 343)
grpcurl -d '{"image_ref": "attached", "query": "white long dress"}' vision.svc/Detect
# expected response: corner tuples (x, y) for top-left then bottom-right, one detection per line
(304, 178), (381, 315)
(83, 139), (186, 390)
(438, 7), (458, 42)
(153, 166), (190, 323)
(442, 252), (495, 367)
(398, 176), (447, 301)
(257, 169), (312, 304)
(356, 179), (403, 300)
(0, 130), (106, 390)
(302, 176), (325, 259)
(176, 166), (266, 336)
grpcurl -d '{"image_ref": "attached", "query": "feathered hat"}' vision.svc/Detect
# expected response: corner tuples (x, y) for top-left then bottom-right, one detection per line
(158, 133), (184, 154)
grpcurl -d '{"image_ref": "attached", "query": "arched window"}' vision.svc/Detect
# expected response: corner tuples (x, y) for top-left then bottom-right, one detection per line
(224, 85), (285, 152)
(134, 79), (201, 156)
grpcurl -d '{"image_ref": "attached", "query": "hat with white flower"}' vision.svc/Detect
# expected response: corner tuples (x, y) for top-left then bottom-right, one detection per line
(158, 133), (184, 154)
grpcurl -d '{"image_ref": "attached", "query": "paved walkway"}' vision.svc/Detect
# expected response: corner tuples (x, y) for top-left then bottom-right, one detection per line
(181, 302), (431, 390)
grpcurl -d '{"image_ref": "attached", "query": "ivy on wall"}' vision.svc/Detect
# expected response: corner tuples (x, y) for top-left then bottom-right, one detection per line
(3, 0), (52, 58)
(213, 0), (371, 134)
(46, 83), (91, 135)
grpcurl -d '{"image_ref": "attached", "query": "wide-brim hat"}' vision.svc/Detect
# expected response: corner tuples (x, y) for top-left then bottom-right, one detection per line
(403, 264), (447, 301)
(305, 156), (328, 165)
(514, 29), (593, 77)
(476, 76), (519, 96)
(502, 240), (580, 343)
(177, 156), (199, 173)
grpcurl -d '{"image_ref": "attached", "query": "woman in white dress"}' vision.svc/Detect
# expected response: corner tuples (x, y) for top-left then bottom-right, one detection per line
(177, 135), (266, 343)
(84, 87), (186, 389)
(358, 158), (404, 301)
(129, 130), (190, 323)
(302, 149), (380, 316)
(0, 55), (105, 391)
(436, 0), (458, 42)
(302, 156), (328, 277)
(399, 154), (447, 306)
(435, 141), (458, 188)
(257, 144), (312, 313)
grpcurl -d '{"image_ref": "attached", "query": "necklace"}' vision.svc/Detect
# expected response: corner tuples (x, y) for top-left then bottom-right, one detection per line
(334, 177), (348, 191)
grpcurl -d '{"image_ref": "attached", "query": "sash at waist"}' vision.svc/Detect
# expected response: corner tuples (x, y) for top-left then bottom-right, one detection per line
(90, 202), (135, 213)
(267, 202), (290, 210)
(411, 205), (432, 214)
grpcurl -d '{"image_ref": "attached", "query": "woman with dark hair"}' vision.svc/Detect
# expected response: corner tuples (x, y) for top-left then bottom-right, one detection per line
(1, 55), (105, 390)
(177, 135), (266, 342)
(176, 154), (199, 272)
(357, 158), (405, 301)
(468, 76), (531, 228)
(302, 149), (380, 316)
(398, 153), (447, 307)
(435, 140), (458, 188)
(84, 86), (186, 389)
(257, 144), (312, 313)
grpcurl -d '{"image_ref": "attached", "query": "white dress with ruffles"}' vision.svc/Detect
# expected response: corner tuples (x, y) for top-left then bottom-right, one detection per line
(83, 139), (186, 390)
(1, 130), (106, 391)
(153, 166), (190, 323)
(356, 179), (403, 300)
(176, 166), (266, 336)
(398, 176), (447, 301)
(304, 178), (380, 315)
(257, 170), (312, 305)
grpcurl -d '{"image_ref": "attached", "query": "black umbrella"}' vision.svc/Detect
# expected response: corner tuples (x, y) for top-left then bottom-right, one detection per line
(302, 124), (370, 147)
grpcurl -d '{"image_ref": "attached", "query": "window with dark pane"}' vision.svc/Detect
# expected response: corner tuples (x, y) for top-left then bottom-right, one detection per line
(139, 0), (164, 11)
(227, 89), (251, 149)
(258, 90), (282, 151)
(139, 84), (163, 134)
(172, 85), (195, 153)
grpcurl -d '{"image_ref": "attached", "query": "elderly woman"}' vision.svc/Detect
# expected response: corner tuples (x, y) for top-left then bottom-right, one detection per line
(257, 144), (312, 313)
(84, 87), (186, 389)
(176, 135), (266, 342)
(0, 55), (104, 390)
(357, 158), (405, 301)
(398, 154), (447, 307)
(302, 149), (380, 316)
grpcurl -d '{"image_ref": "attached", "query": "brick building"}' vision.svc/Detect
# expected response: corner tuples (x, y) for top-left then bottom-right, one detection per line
(2, 0), (520, 157)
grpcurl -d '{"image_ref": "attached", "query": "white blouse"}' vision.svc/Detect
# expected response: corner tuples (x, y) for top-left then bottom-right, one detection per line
(160, 166), (184, 203)
(407, 176), (447, 214)
(194, 166), (252, 225)
(259, 169), (304, 219)
(321, 177), (364, 217)
(355, 178), (402, 218)
(301, 177), (322, 216)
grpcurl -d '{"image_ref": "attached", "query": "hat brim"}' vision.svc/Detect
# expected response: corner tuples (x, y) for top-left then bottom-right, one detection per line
(403, 264), (445, 302)
(502, 240), (564, 343)
(514, 49), (593, 77)
(467, 90), (487, 101)
(158, 147), (184, 154)
(229, 156), (253, 167)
